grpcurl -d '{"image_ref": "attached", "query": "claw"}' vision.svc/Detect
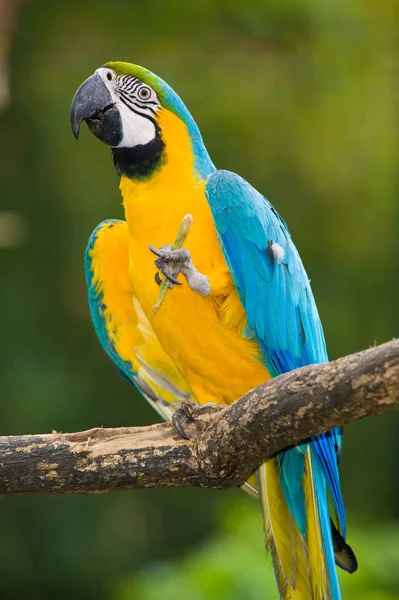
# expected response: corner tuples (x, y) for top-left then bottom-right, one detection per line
(155, 272), (163, 286)
(154, 256), (183, 286)
(149, 244), (162, 257)
(150, 243), (210, 296)
(180, 401), (196, 421)
(172, 414), (190, 440)
(172, 401), (197, 440)
(158, 267), (182, 286)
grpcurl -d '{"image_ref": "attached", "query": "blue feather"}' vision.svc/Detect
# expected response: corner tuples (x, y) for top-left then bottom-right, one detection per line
(205, 170), (347, 557)
(278, 449), (307, 536)
(312, 431), (346, 537)
(312, 448), (342, 600)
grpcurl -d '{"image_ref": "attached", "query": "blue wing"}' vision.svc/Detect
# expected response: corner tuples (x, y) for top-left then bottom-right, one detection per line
(205, 170), (346, 535)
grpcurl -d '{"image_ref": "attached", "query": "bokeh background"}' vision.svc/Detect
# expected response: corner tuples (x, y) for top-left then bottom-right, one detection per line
(1, 1), (398, 598)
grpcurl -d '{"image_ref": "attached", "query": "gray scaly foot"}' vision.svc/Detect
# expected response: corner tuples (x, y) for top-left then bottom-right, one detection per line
(150, 244), (211, 296)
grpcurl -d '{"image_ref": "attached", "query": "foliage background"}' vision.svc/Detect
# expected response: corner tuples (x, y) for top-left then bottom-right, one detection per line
(0, 0), (398, 598)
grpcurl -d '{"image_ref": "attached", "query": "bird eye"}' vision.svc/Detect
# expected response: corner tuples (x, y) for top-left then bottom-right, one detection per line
(106, 71), (113, 81)
(138, 86), (152, 100)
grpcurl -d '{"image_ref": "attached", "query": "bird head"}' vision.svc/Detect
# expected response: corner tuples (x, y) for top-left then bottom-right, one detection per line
(70, 61), (214, 179)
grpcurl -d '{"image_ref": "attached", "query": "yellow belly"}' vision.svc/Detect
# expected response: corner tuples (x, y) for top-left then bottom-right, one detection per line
(120, 108), (270, 405)
(122, 178), (270, 405)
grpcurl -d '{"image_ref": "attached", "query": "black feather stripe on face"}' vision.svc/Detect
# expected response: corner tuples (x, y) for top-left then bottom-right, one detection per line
(115, 75), (161, 120)
(112, 130), (166, 180)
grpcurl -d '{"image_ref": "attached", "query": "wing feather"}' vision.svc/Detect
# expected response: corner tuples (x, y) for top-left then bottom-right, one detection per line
(205, 170), (351, 597)
(85, 219), (195, 419)
(205, 171), (345, 525)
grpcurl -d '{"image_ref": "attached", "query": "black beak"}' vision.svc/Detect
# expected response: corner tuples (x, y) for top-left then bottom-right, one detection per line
(70, 72), (122, 147)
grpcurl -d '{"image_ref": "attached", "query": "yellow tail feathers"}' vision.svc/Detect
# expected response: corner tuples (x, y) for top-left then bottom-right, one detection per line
(257, 454), (335, 600)
(304, 449), (330, 600)
(257, 460), (312, 600)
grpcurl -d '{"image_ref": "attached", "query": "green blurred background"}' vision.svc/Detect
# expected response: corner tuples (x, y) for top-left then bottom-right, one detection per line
(0, 0), (398, 598)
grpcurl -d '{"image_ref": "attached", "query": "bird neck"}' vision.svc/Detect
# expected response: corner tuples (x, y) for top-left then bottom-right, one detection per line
(112, 134), (165, 181)
(120, 108), (211, 230)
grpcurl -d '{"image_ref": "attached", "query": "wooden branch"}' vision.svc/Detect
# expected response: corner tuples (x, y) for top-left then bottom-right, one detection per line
(0, 339), (397, 496)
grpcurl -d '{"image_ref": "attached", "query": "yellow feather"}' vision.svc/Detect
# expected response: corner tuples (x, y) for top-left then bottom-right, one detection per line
(304, 448), (329, 600)
(257, 460), (312, 600)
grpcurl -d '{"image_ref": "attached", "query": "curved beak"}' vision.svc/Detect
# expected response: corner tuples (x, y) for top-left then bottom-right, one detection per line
(70, 72), (122, 146)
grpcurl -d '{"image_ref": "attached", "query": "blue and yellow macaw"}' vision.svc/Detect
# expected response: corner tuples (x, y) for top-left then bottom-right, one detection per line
(70, 62), (357, 599)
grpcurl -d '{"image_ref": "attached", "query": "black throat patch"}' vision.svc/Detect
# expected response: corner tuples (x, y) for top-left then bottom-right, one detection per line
(112, 131), (166, 180)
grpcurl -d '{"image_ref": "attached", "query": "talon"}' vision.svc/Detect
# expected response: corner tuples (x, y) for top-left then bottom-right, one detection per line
(155, 272), (163, 286)
(162, 270), (183, 286)
(149, 244), (162, 257)
(180, 400), (196, 421)
(172, 413), (190, 440)
(172, 401), (198, 440)
(149, 243), (210, 296)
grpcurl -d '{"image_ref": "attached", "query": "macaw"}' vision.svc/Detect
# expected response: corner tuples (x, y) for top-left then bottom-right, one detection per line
(70, 62), (357, 599)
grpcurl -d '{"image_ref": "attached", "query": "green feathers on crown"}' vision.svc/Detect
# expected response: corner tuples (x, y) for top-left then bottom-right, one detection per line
(105, 61), (169, 105)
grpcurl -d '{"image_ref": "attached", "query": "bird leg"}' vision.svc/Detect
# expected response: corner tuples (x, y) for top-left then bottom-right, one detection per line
(172, 401), (221, 440)
(150, 244), (211, 296)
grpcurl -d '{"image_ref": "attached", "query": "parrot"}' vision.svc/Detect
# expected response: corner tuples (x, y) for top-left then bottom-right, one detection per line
(70, 61), (357, 599)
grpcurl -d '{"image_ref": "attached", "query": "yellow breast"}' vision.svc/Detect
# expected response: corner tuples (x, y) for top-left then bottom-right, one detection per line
(121, 108), (270, 404)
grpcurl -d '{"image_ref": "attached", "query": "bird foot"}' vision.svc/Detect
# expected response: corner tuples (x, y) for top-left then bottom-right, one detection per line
(150, 244), (211, 296)
(172, 401), (221, 440)
(172, 401), (197, 440)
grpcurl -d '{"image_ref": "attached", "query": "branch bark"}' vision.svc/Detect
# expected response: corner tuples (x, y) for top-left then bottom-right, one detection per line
(0, 339), (397, 496)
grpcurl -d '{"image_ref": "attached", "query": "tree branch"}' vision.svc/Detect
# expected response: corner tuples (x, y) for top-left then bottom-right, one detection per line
(1, 339), (397, 496)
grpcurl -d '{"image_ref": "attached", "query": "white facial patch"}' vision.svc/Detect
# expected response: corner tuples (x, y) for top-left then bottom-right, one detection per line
(95, 67), (157, 149)
(271, 242), (285, 264)
(116, 103), (156, 148)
